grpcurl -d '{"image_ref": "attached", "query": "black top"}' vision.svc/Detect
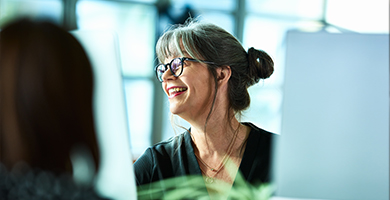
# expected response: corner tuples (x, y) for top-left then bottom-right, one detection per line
(134, 122), (273, 189)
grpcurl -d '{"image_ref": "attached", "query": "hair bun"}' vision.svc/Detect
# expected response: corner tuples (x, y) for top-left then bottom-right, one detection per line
(247, 47), (274, 86)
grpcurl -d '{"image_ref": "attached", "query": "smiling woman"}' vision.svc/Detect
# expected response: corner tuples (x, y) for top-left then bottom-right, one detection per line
(134, 18), (276, 199)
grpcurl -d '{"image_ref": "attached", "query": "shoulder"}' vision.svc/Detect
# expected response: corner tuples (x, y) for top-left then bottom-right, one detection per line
(242, 122), (276, 159)
(133, 132), (189, 185)
(241, 122), (275, 148)
(242, 122), (275, 137)
(240, 122), (275, 184)
(134, 133), (185, 164)
(150, 132), (186, 154)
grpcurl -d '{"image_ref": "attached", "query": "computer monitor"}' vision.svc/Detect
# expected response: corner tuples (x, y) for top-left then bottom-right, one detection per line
(71, 30), (136, 200)
(273, 31), (389, 200)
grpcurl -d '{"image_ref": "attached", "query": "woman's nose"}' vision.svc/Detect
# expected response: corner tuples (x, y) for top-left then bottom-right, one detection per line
(161, 68), (176, 82)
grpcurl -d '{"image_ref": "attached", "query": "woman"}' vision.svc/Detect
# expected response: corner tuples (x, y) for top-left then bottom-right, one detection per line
(0, 18), (105, 199)
(134, 19), (275, 198)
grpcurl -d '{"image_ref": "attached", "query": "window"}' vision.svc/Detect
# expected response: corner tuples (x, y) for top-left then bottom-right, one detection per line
(76, 0), (156, 157)
(1, 0), (387, 159)
(0, 0), (62, 24)
(326, 0), (389, 33)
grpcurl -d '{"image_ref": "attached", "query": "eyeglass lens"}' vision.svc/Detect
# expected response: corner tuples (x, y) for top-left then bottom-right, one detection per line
(156, 65), (165, 82)
(171, 58), (182, 76)
(156, 58), (183, 82)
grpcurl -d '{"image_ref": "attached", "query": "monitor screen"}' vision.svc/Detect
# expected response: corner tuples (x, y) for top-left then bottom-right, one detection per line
(273, 31), (389, 200)
(71, 30), (136, 200)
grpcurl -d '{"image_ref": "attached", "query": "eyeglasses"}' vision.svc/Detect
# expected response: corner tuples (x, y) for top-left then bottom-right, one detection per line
(154, 57), (214, 82)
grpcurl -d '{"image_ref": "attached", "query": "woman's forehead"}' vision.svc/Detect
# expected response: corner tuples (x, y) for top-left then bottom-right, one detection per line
(161, 38), (200, 62)
(163, 47), (189, 60)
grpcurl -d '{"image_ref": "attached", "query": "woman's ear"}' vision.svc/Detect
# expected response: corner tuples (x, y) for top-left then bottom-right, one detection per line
(217, 66), (231, 86)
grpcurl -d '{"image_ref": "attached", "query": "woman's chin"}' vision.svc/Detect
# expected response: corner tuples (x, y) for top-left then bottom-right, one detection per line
(169, 108), (183, 116)
(169, 104), (182, 115)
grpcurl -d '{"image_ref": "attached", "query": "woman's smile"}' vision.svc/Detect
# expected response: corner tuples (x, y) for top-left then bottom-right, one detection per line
(167, 86), (188, 99)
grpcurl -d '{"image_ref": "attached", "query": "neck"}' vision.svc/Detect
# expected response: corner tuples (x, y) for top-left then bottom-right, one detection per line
(190, 113), (245, 155)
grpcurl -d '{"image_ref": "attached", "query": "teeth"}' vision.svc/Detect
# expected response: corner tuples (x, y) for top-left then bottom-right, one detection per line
(168, 87), (187, 94)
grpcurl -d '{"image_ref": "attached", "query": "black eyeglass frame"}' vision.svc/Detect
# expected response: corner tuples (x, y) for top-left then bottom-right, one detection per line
(154, 57), (215, 82)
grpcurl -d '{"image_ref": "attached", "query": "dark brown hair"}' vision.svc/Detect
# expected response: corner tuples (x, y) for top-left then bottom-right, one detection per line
(0, 18), (99, 174)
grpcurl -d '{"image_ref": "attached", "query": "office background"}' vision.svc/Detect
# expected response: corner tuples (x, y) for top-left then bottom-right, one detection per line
(0, 0), (388, 159)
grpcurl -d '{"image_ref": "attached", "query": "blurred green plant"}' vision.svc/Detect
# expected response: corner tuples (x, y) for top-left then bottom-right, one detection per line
(137, 170), (274, 200)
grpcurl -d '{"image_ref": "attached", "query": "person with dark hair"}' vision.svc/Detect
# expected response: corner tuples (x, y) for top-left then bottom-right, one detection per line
(134, 19), (275, 199)
(0, 18), (105, 199)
